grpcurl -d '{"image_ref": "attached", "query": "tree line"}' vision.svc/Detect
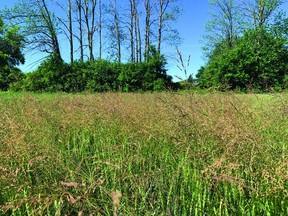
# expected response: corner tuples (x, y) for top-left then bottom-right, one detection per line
(1, 0), (288, 92)
(0, 0), (182, 92)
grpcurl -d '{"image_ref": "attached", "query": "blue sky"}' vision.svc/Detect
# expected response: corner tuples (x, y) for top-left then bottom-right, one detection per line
(169, 0), (211, 80)
(1, 0), (287, 80)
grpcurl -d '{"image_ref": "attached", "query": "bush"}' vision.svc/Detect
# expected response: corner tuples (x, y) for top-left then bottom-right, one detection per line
(85, 59), (120, 92)
(199, 28), (288, 91)
(20, 50), (177, 92)
(0, 66), (25, 91)
(23, 55), (70, 92)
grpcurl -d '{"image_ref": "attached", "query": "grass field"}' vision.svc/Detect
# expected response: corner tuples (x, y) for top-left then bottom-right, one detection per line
(0, 92), (287, 215)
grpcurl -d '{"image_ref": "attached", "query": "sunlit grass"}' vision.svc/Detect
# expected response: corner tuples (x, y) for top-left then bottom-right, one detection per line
(0, 92), (287, 215)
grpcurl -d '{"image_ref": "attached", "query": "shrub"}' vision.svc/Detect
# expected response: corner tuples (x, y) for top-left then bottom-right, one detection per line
(19, 47), (177, 92)
(23, 55), (70, 92)
(199, 28), (288, 91)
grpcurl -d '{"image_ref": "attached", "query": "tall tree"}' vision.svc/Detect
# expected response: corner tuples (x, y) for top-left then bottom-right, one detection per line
(157, 0), (166, 54)
(1, 0), (62, 60)
(0, 18), (24, 67)
(204, 0), (243, 58)
(129, 0), (135, 62)
(99, 0), (103, 59)
(0, 18), (25, 90)
(132, 0), (141, 62)
(212, 0), (240, 48)
(270, 11), (288, 38)
(106, 0), (122, 62)
(199, 28), (288, 90)
(157, 0), (181, 54)
(240, 0), (284, 29)
(136, 12), (142, 62)
(114, 0), (122, 62)
(144, 0), (152, 62)
(82, 0), (97, 61)
(76, 0), (84, 61)
(68, 0), (74, 63)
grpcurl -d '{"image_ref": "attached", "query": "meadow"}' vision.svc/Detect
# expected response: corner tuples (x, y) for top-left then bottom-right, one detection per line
(0, 92), (287, 215)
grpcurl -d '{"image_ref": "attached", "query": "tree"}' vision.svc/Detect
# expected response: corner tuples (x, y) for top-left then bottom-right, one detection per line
(128, 0), (135, 62)
(199, 28), (288, 90)
(113, 0), (122, 62)
(68, 0), (74, 63)
(127, 0), (142, 63)
(74, 0), (84, 61)
(54, 0), (75, 63)
(99, 0), (103, 59)
(106, 0), (123, 62)
(157, 0), (181, 54)
(23, 54), (70, 92)
(240, 0), (284, 29)
(118, 45), (176, 91)
(134, 0), (142, 62)
(1, 0), (62, 61)
(82, 0), (97, 61)
(157, 0), (167, 54)
(270, 11), (288, 39)
(0, 17), (25, 90)
(204, 0), (243, 59)
(144, 0), (151, 62)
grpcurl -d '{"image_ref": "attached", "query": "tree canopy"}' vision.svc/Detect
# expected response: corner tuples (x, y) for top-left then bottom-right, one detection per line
(199, 28), (288, 91)
(199, 0), (288, 91)
(0, 17), (25, 90)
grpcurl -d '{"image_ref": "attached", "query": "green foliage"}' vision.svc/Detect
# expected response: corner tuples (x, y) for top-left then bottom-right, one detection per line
(270, 12), (288, 39)
(1, 0), (62, 58)
(84, 59), (120, 92)
(0, 17), (25, 90)
(22, 47), (177, 92)
(0, 66), (25, 91)
(199, 28), (288, 91)
(23, 55), (70, 92)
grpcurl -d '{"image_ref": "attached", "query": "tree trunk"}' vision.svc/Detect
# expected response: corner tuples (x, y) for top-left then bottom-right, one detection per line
(40, 0), (62, 60)
(68, 0), (73, 63)
(144, 0), (151, 62)
(133, 0), (139, 62)
(137, 13), (142, 62)
(83, 0), (97, 61)
(77, 0), (84, 61)
(129, 0), (135, 62)
(112, 0), (121, 62)
(99, 0), (102, 59)
(157, 0), (167, 54)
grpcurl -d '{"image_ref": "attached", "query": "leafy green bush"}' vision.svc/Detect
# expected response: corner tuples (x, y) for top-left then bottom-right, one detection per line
(0, 17), (25, 91)
(199, 28), (288, 91)
(19, 47), (176, 92)
(0, 66), (25, 91)
(85, 59), (120, 92)
(23, 55), (70, 92)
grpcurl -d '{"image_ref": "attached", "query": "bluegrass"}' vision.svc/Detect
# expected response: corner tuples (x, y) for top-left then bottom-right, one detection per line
(0, 92), (287, 215)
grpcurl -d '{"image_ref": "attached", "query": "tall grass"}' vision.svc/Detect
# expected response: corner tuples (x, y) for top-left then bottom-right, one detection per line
(0, 92), (287, 215)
